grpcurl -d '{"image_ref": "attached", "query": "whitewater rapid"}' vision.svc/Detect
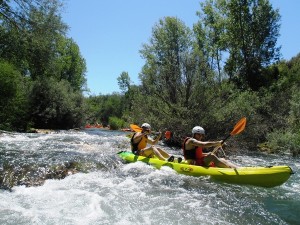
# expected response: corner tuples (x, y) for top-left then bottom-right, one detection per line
(0, 129), (299, 225)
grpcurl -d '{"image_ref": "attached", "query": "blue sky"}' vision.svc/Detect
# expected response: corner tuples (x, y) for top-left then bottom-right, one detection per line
(62, 0), (300, 95)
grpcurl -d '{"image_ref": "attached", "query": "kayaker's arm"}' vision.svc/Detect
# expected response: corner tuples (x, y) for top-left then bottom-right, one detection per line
(147, 132), (162, 145)
(188, 138), (222, 148)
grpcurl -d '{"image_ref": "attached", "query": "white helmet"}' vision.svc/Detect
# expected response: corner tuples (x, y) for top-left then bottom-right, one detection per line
(141, 123), (151, 129)
(192, 126), (205, 134)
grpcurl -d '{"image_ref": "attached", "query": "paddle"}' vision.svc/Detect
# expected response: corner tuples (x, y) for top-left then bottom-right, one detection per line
(222, 117), (246, 143)
(129, 124), (162, 135)
(130, 124), (142, 132)
(212, 117), (247, 154)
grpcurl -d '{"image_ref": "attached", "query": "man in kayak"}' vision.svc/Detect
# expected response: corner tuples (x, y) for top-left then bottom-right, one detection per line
(183, 126), (237, 168)
(131, 123), (182, 162)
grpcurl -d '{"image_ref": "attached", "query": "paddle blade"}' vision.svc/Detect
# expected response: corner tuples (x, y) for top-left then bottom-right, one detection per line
(230, 117), (246, 136)
(130, 124), (142, 132)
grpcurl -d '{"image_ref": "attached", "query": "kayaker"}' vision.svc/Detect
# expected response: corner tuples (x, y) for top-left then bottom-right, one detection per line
(131, 123), (182, 162)
(183, 126), (237, 168)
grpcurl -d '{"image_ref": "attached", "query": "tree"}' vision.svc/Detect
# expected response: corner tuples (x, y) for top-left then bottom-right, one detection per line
(195, 0), (281, 90)
(224, 0), (281, 90)
(0, 0), (42, 27)
(0, 0), (88, 130)
(195, 0), (227, 82)
(84, 94), (125, 126)
(54, 37), (87, 91)
(24, 0), (68, 80)
(117, 71), (131, 94)
(0, 0), (72, 81)
(135, 16), (222, 135)
(0, 60), (29, 130)
(29, 77), (85, 129)
(139, 17), (195, 110)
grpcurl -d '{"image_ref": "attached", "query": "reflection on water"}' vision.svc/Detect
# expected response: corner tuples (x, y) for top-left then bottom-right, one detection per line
(0, 129), (299, 225)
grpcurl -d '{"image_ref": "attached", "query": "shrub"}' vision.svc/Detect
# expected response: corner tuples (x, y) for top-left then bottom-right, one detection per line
(109, 117), (125, 130)
(266, 130), (300, 156)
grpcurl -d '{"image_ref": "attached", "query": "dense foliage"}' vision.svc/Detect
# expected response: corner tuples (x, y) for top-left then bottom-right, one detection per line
(1, 0), (299, 156)
(0, 0), (86, 130)
(84, 93), (125, 127)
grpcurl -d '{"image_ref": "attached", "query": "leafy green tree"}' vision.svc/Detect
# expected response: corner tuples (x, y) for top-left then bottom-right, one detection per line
(278, 54), (300, 89)
(1, 0), (86, 92)
(224, 0), (281, 90)
(54, 37), (87, 91)
(136, 16), (224, 137)
(139, 17), (195, 110)
(0, 60), (30, 130)
(84, 96), (102, 124)
(117, 71), (131, 94)
(1, 0), (88, 131)
(264, 54), (300, 155)
(98, 94), (124, 126)
(0, 0), (68, 77)
(0, 0), (42, 27)
(29, 77), (85, 129)
(0, 19), (29, 75)
(84, 94), (125, 126)
(24, 1), (68, 80)
(195, 0), (281, 90)
(195, 0), (227, 82)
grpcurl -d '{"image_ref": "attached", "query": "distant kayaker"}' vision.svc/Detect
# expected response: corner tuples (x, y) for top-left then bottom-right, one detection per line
(183, 126), (237, 168)
(131, 123), (182, 162)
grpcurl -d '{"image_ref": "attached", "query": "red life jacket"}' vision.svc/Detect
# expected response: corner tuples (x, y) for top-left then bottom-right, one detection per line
(131, 133), (148, 155)
(164, 131), (172, 140)
(182, 137), (215, 167)
(182, 137), (204, 165)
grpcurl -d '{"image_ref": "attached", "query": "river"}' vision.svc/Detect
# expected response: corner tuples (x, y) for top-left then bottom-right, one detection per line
(0, 129), (299, 225)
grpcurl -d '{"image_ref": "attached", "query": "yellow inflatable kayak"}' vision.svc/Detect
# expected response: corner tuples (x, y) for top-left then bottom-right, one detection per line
(117, 151), (293, 188)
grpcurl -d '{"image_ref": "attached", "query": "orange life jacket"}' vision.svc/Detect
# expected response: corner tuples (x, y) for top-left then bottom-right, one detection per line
(131, 133), (148, 154)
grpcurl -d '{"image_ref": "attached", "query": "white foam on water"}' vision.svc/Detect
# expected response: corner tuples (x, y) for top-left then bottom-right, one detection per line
(0, 175), (102, 224)
(1, 130), (299, 225)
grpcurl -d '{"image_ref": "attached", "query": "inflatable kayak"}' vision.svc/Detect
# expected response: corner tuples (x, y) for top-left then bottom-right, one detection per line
(117, 151), (293, 188)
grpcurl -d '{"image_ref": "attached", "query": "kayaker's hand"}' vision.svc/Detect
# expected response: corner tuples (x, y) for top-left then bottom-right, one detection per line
(155, 131), (162, 142)
(216, 140), (223, 146)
